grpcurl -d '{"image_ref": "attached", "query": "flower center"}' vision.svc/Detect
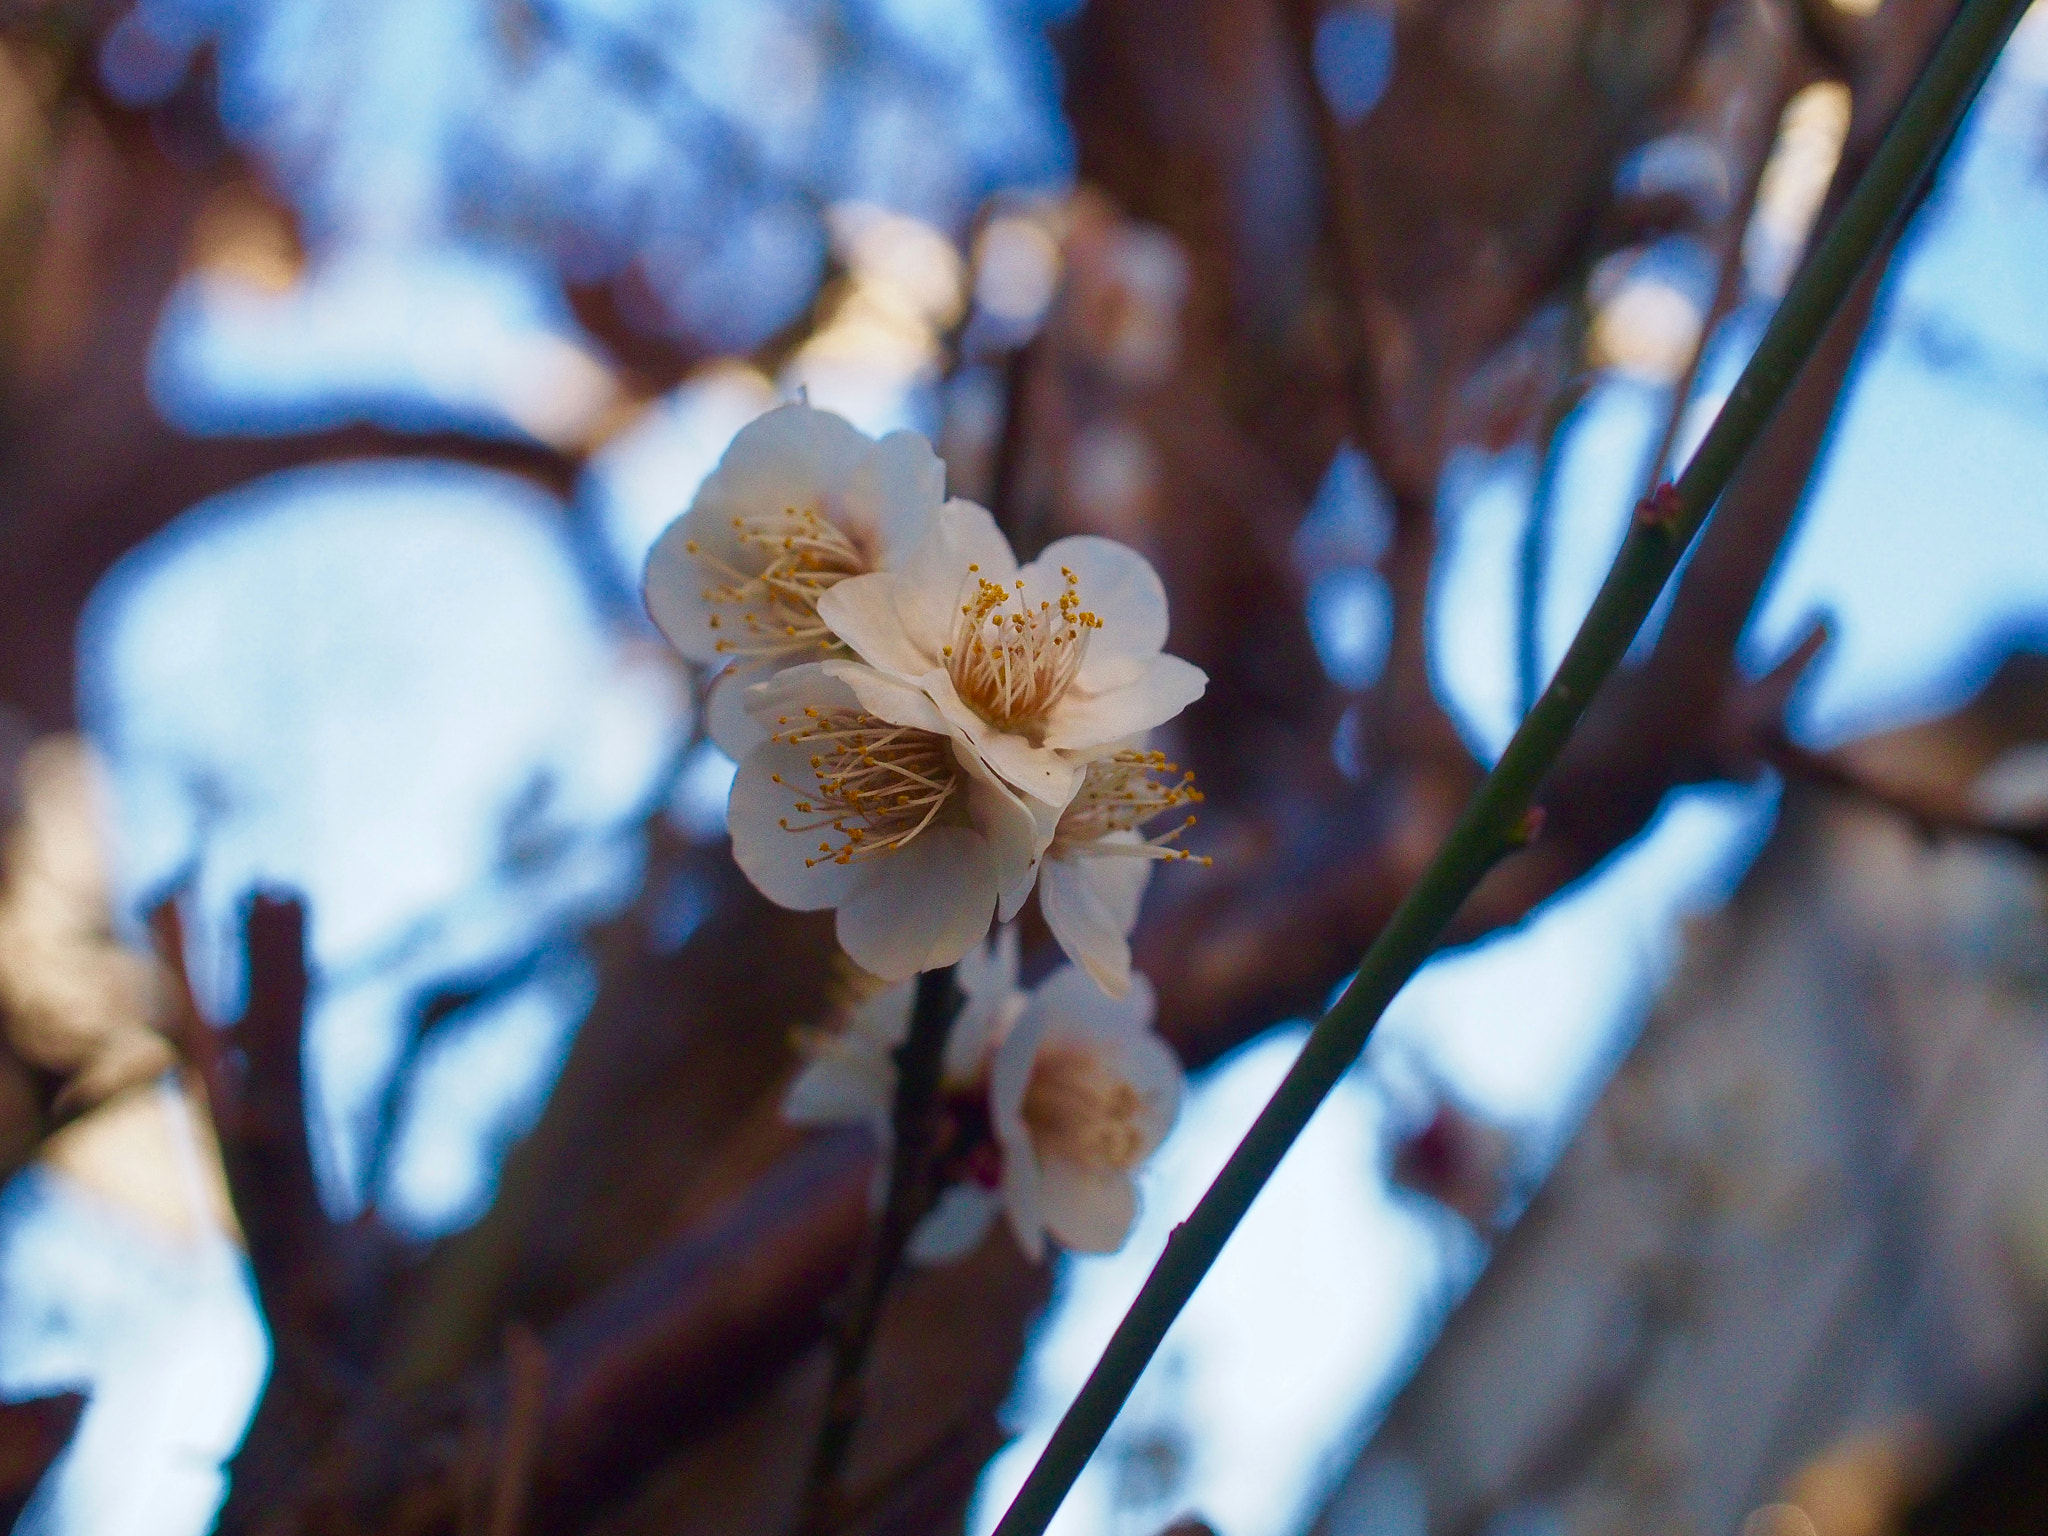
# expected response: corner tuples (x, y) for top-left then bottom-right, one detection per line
(1021, 1045), (1149, 1173)
(687, 507), (867, 667)
(769, 705), (963, 868)
(1052, 750), (1210, 864)
(944, 564), (1101, 738)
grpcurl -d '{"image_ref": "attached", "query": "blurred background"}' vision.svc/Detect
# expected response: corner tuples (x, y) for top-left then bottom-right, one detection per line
(1, 0), (2047, 1532)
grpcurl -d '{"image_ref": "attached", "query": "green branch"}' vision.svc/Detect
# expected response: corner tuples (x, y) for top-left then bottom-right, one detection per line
(990, 2), (2028, 1531)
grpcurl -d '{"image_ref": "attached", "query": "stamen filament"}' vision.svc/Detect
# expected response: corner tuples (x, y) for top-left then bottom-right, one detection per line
(773, 707), (964, 867)
(946, 566), (1102, 735)
(690, 507), (868, 667)
(1054, 751), (1211, 865)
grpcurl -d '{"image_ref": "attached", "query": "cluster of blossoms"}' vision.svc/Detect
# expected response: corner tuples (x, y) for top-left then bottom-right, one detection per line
(644, 402), (1204, 1260)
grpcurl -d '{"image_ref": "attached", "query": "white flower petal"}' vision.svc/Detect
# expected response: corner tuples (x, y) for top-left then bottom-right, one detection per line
(999, 1160), (1047, 1262)
(991, 1002), (1051, 1262)
(851, 430), (947, 565)
(648, 405), (950, 679)
(965, 764), (1059, 924)
(1042, 654), (1208, 753)
(1026, 535), (1171, 693)
(849, 976), (918, 1050)
(947, 927), (1024, 1082)
(919, 665), (1080, 807)
(894, 498), (1019, 658)
(692, 400), (872, 538)
(835, 823), (1000, 980)
(901, 496), (1018, 588)
(703, 667), (767, 758)
(955, 923), (1020, 1007)
(1038, 846), (1153, 997)
(907, 1183), (1001, 1265)
(643, 515), (725, 665)
(1033, 968), (1182, 1156)
(1031, 962), (1157, 1041)
(759, 659), (856, 703)
(781, 1046), (893, 1138)
(821, 657), (956, 737)
(727, 738), (864, 911)
(814, 571), (934, 679)
(1111, 1028), (1184, 1153)
(1038, 1158), (1140, 1254)
(657, 403), (870, 623)
(722, 659), (864, 757)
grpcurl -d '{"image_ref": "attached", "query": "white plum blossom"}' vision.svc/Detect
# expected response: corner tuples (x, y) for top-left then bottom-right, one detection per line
(783, 932), (1028, 1264)
(990, 962), (1182, 1261)
(725, 663), (1054, 980)
(782, 934), (1184, 1265)
(1039, 746), (1208, 997)
(642, 401), (948, 753)
(653, 410), (1212, 984)
(815, 500), (1208, 811)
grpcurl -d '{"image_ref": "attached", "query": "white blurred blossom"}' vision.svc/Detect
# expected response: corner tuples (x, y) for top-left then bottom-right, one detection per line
(783, 931), (1027, 1263)
(990, 963), (1182, 1261)
(643, 402), (948, 755)
(782, 934), (1184, 1264)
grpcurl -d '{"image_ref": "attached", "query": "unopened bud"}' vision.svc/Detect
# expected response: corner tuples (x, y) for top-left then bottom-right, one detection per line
(1634, 482), (1683, 533)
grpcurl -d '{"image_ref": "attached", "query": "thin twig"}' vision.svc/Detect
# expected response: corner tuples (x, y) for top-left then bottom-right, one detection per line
(1528, 0), (1806, 717)
(1635, 30), (1809, 507)
(485, 1323), (549, 1536)
(0, 1392), (85, 1509)
(1515, 325), (1594, 717)
(990, 5), (2030, 1530)
(989, 334), (1046, 558)
(799, 965), (963, 1532)
(147, 898), (235, 1134)
(1762, 732), (2048, 858)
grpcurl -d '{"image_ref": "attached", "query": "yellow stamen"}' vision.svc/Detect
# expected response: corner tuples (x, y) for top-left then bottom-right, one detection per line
(945, 566), (1101, 736)
(1023, 1046), (1150, 1172)
(772, 708), (963, 868)
(1053, 752), (1210, 865)
(690, 506), (867, 667)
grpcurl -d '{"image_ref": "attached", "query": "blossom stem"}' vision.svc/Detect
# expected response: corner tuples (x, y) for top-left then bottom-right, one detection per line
(800, 963), (963, 1531)
(990, 3), (2027, 1533)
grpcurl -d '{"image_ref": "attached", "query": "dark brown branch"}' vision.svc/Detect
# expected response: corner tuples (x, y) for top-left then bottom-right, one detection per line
(1134, 0), (1970, 1061)
(1763, 733), (2048, 859)
(285, 1126), (873, 1534)
(1633, 0), (1812, 508)
(482, 1325), (546, 1536)
(144, 890), (415, 1531)
(528, 1127), (871, 1523)
(0, 92), (581, 735)
(0, 1392), (86, 1527)
(801, 966), (963, 1531)
(207, 896), (411, 1525)
(1510, 0), (1965, 905)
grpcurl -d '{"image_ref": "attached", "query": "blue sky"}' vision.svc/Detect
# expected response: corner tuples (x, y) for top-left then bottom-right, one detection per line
(9, 4), (2048, 1533)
